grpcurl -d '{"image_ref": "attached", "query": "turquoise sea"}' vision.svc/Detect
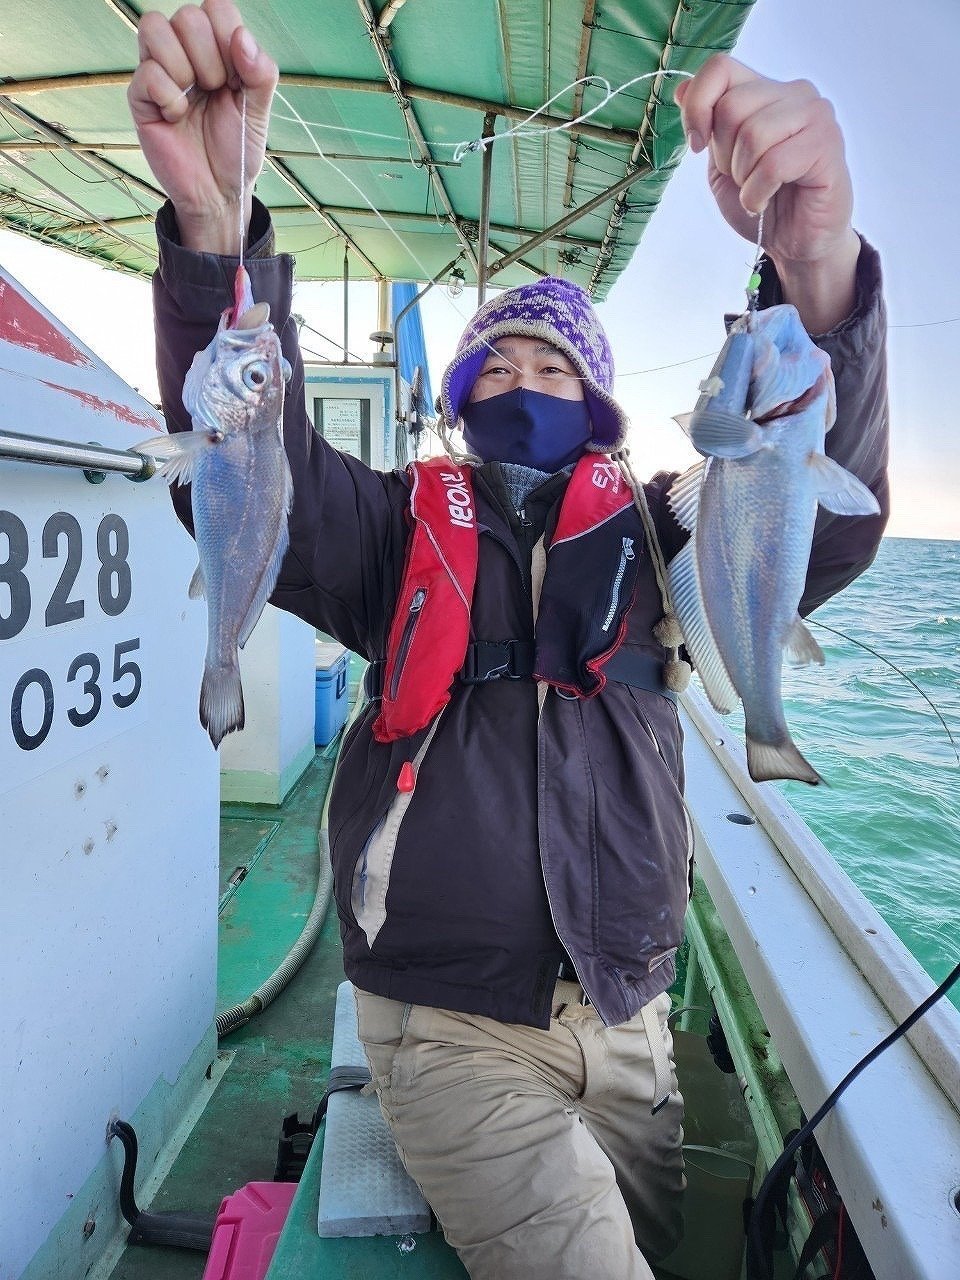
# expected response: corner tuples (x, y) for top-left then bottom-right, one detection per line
(759, 537), (960, 1009)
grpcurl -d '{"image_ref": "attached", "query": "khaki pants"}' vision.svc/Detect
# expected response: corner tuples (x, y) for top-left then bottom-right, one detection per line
(354, 981), (685, 1280)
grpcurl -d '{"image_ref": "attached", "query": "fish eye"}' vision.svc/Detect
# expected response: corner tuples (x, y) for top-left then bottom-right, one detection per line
(242, 360), (271, 390)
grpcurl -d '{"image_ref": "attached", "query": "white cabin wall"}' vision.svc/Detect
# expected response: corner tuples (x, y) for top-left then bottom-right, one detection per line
(0, 273), (219, 1280)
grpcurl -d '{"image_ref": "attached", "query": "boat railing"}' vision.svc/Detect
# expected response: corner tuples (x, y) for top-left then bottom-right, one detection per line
(0, 427), (155, 481)
(682, 688), (960, 1113)
(680, 686), (960, 1280)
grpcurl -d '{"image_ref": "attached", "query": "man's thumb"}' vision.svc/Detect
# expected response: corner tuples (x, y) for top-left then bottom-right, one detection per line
(231, 26), (278, 113)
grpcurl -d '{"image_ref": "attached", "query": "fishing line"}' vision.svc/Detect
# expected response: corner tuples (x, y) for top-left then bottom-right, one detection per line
(271, 69), (694, 167)
(269, 68), (762, 407)
(745, 957), (960, 1280)
(890, 315), (960, 330)
(618, 350), (718, 377)
(238, 89), (247, 267)
(271, 69), (698, 385)
(297, 319), (368, 365)
(449, 70), (694, 163)
(809, 618), (960, 767)
(271, 86), (526, 378)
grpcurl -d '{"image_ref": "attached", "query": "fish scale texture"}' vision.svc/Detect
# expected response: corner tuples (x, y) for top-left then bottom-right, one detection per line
(316, 982), (431, 1238)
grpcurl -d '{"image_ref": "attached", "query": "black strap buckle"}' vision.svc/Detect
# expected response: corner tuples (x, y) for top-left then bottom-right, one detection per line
(364, 640), (535, 700)
(460, 639), (535, 684)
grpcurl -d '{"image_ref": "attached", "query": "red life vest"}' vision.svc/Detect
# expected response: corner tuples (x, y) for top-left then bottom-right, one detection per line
(371, 454), (642, 743)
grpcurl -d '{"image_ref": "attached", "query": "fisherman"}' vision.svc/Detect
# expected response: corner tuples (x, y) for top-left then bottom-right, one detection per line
(130, 2), (889, 1276)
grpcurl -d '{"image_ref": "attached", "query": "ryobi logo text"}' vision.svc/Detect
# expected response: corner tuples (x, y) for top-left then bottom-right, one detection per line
(440, 470), (474, 529)
(590, 461), (621, 492)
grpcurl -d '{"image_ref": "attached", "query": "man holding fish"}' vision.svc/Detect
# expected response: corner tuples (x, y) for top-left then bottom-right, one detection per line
(130, 2), (888, 1277)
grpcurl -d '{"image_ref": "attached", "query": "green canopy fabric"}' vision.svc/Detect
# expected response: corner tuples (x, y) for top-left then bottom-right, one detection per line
(0, 0), (756, 297)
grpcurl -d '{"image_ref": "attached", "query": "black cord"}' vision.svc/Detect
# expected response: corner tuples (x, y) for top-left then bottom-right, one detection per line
(746, 959), (960, 1278)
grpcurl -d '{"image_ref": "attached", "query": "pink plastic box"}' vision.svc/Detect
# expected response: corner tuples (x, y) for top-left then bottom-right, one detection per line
(202, 1182), (298, 1280)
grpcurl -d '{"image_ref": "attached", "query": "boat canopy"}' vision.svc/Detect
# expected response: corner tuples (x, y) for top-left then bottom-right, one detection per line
(0, 0), (755, 297)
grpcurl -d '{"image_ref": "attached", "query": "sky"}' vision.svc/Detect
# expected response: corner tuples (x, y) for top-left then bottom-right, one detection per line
(1, 0), (956, 539)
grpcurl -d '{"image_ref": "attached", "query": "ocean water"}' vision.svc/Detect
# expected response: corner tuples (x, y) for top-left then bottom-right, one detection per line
(734, 537), (960, 1009)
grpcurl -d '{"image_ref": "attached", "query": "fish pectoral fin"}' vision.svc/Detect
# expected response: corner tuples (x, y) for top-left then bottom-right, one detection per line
(667, 461), (706, 532)
(807, 452), (881, 517)
(666, 540), (738, 714)
(785, 614), (825, 666)
(688, 405), (764, 459)
(188, 564), (206, 600)
(133, 432), (213, 486)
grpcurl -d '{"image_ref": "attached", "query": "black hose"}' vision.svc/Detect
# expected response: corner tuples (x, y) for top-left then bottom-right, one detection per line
(108, 1120), (214, 1252)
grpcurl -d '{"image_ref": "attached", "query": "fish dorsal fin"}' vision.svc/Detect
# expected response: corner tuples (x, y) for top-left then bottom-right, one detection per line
(666, 539), (738, 714)
(667, 461), (706, 533)
(237, 457), (294, 649)
(806, 452), (881, 516)
(784, 614), (825, 666)
(188, 564), (206, 600)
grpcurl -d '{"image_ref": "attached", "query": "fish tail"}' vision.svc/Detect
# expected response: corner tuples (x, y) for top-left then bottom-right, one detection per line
(747, 736), (824, 786)
(200, 660), (245, 749)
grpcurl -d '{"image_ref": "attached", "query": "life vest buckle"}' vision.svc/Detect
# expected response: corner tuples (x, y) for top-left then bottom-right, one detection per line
(460, 639), (535, 684)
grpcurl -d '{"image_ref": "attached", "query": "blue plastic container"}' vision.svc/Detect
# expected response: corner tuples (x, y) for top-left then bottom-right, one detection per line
(315, 644), (349, 746)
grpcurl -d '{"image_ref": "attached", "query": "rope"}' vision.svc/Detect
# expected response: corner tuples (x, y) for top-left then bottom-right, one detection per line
(613, 447), (691, 691)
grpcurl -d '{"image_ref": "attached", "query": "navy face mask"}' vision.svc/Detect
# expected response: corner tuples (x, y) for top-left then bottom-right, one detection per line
(461, 388), (592, 473)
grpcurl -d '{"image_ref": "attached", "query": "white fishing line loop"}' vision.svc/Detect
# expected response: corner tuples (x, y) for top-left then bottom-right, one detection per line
(451, 69), (694, 162)
(451, 73), (614, 162)
(270, 69), (696, 381)
(745, 208), (765, 316)
(271, 69), (696, 165)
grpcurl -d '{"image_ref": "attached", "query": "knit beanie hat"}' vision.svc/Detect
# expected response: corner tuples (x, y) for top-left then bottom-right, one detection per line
(440, 277), (629, 453)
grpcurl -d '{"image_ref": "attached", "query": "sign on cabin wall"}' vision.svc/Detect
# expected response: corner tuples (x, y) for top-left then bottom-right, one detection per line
(318, 396), (366, 458)
(304, 365), (393, 471)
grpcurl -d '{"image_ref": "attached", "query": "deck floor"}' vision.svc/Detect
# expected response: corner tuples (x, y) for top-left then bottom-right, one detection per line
(111, 745), (343, 1280)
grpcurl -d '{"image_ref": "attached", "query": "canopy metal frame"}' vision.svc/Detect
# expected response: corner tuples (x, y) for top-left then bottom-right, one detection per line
(0, 0), (756, 294)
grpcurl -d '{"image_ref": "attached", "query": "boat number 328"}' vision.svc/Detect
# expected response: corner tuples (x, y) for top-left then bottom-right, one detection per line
(1, 509), (141, 752)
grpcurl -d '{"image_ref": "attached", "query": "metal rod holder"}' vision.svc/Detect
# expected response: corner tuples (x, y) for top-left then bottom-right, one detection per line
(0, 429), (155, 482)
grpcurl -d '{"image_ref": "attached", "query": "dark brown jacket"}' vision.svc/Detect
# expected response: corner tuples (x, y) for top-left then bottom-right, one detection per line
(154, 201), (889, 1027)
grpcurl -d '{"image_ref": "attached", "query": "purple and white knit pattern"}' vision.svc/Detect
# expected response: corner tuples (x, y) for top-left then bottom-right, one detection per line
(440, 276), (629, 452)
